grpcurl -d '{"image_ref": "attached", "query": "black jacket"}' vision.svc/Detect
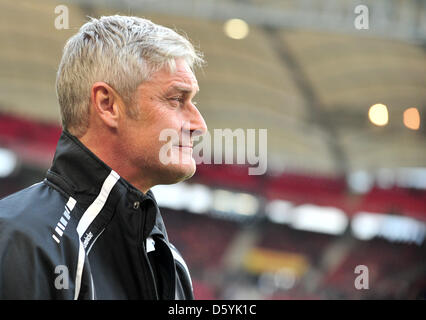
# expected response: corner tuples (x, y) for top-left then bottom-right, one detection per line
(0, 130), (194, 300)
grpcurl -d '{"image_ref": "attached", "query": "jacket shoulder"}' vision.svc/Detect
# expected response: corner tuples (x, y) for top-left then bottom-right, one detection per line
(0, 180), (66, 228)
(0, 181), (77, 299)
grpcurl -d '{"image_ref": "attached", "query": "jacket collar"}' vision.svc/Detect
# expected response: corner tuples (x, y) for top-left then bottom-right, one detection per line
(46, 130), (161, 240)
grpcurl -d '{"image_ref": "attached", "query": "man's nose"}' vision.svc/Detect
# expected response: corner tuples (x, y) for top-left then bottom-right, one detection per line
(186, 103), (208, 138)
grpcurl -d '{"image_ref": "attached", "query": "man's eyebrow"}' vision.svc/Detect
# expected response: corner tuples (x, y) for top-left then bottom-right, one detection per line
(167, 84), (199, 94)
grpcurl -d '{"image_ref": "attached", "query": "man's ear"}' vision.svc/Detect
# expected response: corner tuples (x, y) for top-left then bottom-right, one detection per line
(91, 82), (122, 129)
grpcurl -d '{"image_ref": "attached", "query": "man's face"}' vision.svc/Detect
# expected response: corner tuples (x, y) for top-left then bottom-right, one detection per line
(119, 58), (207, 187)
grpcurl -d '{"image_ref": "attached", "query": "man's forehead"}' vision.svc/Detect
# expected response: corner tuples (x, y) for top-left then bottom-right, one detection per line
(169, 63), (199, 91)
(143, 60), (199, 92)
(164, 68), (199, 93)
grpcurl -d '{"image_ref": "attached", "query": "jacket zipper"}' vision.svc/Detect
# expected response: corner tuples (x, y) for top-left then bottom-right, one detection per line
(85, 228), (106, 300)
(139, 199), (159, 300)
(142, 239), (159, 299)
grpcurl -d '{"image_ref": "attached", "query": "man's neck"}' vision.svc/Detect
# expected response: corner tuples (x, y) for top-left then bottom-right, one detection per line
(78, 131), (152, 194)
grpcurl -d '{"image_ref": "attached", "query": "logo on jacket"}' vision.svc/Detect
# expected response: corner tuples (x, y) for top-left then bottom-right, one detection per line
(82, 232), (93, 249)
(52, 197), (76, 244)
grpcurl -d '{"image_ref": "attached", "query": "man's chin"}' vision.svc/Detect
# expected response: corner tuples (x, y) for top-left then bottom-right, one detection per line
(161, 162), (196, 184)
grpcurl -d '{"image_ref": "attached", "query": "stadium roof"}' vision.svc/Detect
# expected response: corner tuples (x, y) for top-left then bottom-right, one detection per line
(0, 0), (425, 176)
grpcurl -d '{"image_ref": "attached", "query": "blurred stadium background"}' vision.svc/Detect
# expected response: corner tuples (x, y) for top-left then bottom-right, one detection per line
(0, 0), (425, 299)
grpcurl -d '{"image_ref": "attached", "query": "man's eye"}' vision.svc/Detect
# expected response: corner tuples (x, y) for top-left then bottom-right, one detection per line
(170, 97), (183, 103)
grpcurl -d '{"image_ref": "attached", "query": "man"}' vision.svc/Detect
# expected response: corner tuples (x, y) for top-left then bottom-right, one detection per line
(0, 15), (207, 299)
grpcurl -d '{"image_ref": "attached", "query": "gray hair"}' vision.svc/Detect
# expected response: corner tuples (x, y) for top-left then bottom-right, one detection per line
(56, 15), (204, 137)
